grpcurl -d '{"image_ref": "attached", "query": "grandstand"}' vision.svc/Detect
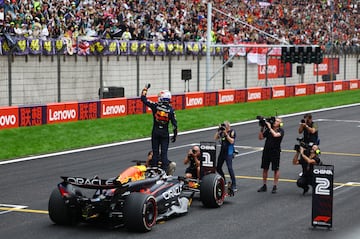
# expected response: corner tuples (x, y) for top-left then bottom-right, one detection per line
(0, 0), (358, 47)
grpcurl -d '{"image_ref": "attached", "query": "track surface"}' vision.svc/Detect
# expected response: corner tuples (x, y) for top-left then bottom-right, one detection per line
(1, 105), (360, 239)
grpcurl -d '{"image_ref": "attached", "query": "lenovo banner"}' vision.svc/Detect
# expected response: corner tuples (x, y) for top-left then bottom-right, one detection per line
(333, 81), (343, 92)
(294, 84), (307, 96)
(312, 164), (334, 228)
(47, 102), (79, 124)
(218, 89), (235, 105)
(315, 82), (326, 94)
(247, 87), (262, 102)
(349, 80), (359, 90)
(185, 92), (204, 109)
(100, 98), (127, 118)
(0, 106), (19, 129)
(258, 58), (292, 79)
(313, 58), (339, 75)
(272, 85), (286, 99)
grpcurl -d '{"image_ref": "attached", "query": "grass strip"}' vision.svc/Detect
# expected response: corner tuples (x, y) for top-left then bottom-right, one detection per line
(0, 89), (359, 160)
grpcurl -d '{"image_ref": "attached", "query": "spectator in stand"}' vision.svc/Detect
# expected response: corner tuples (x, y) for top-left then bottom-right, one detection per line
(0, 0), (358, 47)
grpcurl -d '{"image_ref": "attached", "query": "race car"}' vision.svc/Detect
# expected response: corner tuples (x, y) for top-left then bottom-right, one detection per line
(48, 164), (226, 232)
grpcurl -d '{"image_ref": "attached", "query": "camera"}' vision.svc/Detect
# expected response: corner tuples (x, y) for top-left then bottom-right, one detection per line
(218, 123), (226, 138)
(256, 116), (275, 127)
(300, 119), (305, 123)
(218, 123), (226, 131)
(294, 137), (312, 153)
(191, 149), (197, 154)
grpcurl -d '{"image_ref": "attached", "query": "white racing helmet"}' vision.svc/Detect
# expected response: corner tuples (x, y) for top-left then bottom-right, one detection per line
(158, 90), (172, 103)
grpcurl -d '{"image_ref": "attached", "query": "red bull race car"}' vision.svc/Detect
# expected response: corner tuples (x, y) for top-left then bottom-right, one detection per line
(48, 142), (226, 232)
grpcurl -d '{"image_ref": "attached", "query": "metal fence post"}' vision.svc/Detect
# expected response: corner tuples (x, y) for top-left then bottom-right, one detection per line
(57, 53), (61, 102)
(7, 54), (12, 106)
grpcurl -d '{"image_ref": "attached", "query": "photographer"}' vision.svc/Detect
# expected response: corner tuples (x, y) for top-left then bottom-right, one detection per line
(184, 146), (201, 179)
(298, 113), (319, 145)
(141, 84), (178, 173)
(257, 117), (284, 194)
(214, 121), (237, 192)
(293, 144), (322, 195)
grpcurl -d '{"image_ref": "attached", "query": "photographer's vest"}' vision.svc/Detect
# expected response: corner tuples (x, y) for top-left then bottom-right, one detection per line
(220, 129), (236, 156)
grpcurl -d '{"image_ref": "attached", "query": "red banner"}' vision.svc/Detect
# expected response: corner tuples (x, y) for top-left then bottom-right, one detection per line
(258, 58), (292, 79)
(185, 92), (204, 109)
(333, 81), (343, 92)
(272, 85), (286, 99)
(19, 106), (44, 127)
(247, 87), (262, 102)
(100, 98), (127, 118)
(315, 82), (326, 94)
(47, 102), (79, 124)
(349, 79), (359, 90)
(313, 58), (339, 75)
(78, 101), (98, 120)
(0, 106), (19, 129)
(294, 84), (307, 96)
(218, 89), (235, 105)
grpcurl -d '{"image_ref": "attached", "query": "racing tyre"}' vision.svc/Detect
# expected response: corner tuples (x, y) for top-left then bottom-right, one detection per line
(123, 192), (157, 232)
(48, 188), (79, 226)
(200, 173), (225, 208)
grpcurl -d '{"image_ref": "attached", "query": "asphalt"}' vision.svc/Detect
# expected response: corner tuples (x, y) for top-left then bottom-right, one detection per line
(0, 104), (360, 239)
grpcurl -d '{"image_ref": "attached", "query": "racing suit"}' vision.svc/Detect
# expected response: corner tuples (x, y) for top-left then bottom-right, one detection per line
(141, 89), (177, 171)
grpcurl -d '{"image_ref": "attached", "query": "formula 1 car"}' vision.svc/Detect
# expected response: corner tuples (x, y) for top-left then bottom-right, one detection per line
(48, 164), (225, 232)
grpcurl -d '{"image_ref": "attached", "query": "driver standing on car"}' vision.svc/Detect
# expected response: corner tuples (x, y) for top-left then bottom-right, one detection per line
(141, 84), (178, 174)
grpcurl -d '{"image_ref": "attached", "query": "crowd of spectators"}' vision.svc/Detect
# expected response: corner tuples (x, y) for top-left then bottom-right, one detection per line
(0, 0), (359, 47)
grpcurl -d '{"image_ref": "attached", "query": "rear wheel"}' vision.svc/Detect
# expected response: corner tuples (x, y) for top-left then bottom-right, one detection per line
(48, 188), (79, 225)
(200, 174), (225, 208)
(48, 188), (82, 225)
(123, 192), (157, 232)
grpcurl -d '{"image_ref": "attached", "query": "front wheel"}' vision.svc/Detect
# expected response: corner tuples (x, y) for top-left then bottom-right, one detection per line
(123, 192), (157, 232)
(200, 173), (225, 208)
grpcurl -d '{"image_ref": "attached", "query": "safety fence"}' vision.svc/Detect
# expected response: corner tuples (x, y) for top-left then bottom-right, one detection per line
(0, 79), (359, 130)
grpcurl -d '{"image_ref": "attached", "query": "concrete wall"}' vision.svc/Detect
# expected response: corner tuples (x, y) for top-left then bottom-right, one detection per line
(0, 54), (358, 106)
